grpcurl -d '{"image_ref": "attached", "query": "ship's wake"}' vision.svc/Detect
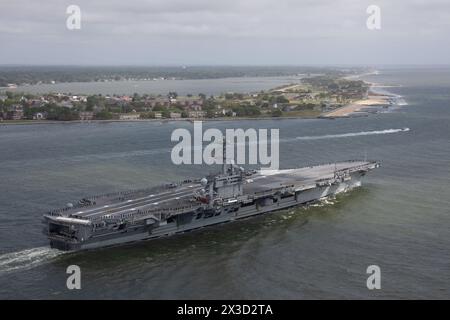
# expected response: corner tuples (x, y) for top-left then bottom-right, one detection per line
(290, 128), (410, 141)
(395, 98), (408, 106)
(0, 246), (64, 274)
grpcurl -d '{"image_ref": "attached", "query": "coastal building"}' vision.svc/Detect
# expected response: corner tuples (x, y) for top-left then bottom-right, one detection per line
(119, 113), (140, 120)
(28, 99), (45, 108)
(79, 112), (94, 121)
(177, 97), (203, 108)
(70, 95), (87, 103)
(189, 104), (202, 111)
(148, 98), (170, 108)
(6, 105), (24, 120)
(217, 109), (236, 117)
(188, 111), (206, 118)
(57, 100), (74, 108)
(170, 112), (182, 119)
(119, 96), (132, 103)
(154, 112), (162, 119)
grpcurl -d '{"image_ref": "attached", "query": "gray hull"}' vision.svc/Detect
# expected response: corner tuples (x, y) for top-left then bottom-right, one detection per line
(46, 167), (368, 251)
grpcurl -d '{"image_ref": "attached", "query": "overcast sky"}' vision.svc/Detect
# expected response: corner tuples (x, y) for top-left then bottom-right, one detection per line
(1, 0), (449, 65)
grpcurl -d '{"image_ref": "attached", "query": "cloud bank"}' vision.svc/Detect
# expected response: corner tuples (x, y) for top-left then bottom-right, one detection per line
(0, 0), (449, 65)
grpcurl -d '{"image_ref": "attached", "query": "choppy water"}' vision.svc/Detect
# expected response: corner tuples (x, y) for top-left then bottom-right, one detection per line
(0, 68), (449, 299)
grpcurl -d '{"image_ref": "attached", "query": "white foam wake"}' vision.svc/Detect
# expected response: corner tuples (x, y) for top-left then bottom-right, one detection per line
(395, 98), (408, 106)
(291, 128), (410, 141)
(0, 246), (64, 274)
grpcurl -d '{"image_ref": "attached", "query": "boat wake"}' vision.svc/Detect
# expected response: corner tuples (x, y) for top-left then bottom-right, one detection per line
(1, 125), (410, 170)
(307, 196), (338, 208)
(290, 128), (410, 141)
(0, 246), (64, 274)
(395, 97), (408, 106)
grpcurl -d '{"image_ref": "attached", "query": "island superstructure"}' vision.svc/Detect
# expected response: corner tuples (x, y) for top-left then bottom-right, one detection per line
(43, 143), (380, 251)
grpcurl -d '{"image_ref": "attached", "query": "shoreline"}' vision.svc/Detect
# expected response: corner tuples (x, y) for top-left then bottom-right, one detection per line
(321, 93), (394, 118)
(321, 75), (404, 118)
(1, 71), (404, 125)
(0, 116), (322, 126)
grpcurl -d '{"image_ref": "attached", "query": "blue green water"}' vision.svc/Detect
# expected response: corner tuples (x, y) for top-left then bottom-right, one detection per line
(0, 68), (449, 299)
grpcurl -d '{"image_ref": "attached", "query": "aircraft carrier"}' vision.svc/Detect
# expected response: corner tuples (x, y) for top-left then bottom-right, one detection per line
(43, 144), (380, 251)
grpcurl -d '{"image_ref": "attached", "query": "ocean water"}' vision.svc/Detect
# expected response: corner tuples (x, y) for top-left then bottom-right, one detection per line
(0, 68), (449, 299)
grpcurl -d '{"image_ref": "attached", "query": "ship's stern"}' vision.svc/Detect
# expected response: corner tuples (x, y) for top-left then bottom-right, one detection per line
(43, 215), (91, 251)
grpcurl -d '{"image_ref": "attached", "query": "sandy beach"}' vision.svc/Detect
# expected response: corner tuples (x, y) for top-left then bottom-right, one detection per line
(322, 94), (392, 118)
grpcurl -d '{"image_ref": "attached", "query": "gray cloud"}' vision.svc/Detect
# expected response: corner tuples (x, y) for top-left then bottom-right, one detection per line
(0, 0), (449, 65)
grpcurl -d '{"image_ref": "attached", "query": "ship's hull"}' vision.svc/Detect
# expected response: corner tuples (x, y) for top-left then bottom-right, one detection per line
(49, 171), (364, 251)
